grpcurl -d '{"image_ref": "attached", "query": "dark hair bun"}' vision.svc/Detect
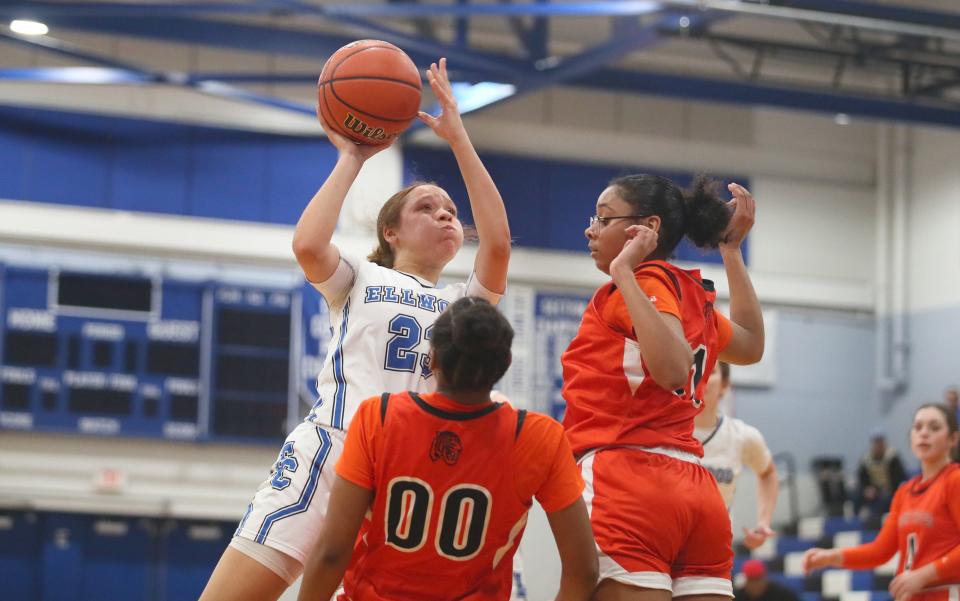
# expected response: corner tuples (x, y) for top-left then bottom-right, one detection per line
(682, 175), (732, 249)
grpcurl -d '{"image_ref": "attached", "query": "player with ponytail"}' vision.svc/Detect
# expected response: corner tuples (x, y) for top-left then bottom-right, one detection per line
(201, 58), (514, 601)
(561, 174), (765, 600)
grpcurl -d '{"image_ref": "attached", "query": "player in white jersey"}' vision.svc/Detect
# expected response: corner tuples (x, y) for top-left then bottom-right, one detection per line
(693, 362), (779, 550)
(201, 58), (512, 601)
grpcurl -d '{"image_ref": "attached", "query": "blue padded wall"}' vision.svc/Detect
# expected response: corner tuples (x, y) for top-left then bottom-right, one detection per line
(0, 106), (336, 225)
(0, 106), (748, 259)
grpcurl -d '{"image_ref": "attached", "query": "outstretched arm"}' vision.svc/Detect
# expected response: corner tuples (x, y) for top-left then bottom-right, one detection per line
(292, 113), (394, 284)
(805, 491), (900, 574)
(297, 476), (373, 601)
(718, 183), (764, 365)
(418, 58), (511, 294)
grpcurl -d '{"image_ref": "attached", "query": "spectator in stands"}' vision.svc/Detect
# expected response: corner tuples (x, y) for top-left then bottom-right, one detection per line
(734, 559), (800, 601)
(854, 429), (907, 528)
(946, 387), (959, 462)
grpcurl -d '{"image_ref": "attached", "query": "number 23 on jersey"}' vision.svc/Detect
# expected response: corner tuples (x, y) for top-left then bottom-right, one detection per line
(384, 314), (435, 378)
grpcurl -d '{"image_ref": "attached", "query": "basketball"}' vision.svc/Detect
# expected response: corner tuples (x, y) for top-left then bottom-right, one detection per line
(317, 40), (422, 145)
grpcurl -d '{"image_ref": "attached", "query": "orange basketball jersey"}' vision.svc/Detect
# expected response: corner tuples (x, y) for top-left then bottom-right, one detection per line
(336, 391), (584, 601)
(562, 261), (731, 457)
(843, 463), (960, 585)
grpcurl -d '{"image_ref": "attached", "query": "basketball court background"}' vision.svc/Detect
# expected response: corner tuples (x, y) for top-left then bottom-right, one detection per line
(0, 1), (959, 599)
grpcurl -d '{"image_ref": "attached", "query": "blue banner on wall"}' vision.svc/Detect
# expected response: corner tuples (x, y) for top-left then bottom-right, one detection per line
(532, 291), (591, 421)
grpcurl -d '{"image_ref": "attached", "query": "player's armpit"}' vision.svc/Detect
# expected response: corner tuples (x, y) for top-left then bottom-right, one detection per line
(298, 476), (373, 601)
(547, 498), (598, 601)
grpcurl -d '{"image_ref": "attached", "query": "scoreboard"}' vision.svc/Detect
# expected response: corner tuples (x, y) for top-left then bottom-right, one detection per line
(0, 263), (605, 444)
(0, 265), (329, 444)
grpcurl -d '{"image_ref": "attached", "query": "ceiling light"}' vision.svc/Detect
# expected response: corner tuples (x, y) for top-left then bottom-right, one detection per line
(10, 19), (48, 36)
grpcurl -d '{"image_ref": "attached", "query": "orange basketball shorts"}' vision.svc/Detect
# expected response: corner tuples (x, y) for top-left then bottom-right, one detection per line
(579, 446), (734, 597)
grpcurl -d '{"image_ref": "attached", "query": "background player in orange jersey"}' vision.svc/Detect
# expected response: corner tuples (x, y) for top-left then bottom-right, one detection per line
(803, 404), (960, 601)
(298, 297), (599, 601)
(561, 174), (765, 601)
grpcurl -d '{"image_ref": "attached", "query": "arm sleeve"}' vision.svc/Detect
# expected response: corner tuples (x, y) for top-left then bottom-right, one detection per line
(715, 311), (733, 352)
(740, 423), (773, 474)
(535, 428), (586, 513)
(310, 254), (358, 308)
(334, 397), (381, 490)
(604, 270), (682, 338)
(933, 471), (960, 581)
(465, 272), (504, 305)
(841, 486), (903, 569)
(514, 414), (585, 512)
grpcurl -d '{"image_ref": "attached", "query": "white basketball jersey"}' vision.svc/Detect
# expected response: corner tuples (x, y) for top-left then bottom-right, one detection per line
(694, 415), (772, 508)
(306, 253), (499, 430)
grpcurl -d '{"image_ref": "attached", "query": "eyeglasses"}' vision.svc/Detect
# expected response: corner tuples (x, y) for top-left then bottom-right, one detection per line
(588, 214), (648, 230)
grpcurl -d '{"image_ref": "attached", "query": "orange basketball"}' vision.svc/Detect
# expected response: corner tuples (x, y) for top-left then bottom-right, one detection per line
(317, 40), (422, 145)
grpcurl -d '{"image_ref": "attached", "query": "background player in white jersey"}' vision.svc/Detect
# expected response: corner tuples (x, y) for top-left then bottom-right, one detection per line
(694, 362), (779, 550)
(200, 58), (512, 601)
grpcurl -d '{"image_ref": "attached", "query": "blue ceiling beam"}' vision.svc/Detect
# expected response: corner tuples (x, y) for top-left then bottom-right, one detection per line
(574, 67), (960, 128)
(8, 64), (960, 130)
(444, 10), (726, 118)
(12, 13), (528, 82)
(285, 10), (525, 78)
(455, 0), (470, 47)
(497, 0), (551, 60)
(0, 1), (666, 19)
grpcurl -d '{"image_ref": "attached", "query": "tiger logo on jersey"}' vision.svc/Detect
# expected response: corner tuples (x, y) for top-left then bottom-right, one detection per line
(430, 431), (463, 465)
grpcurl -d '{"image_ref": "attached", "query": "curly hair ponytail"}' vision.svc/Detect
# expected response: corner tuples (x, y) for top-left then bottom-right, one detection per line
(609, 173), (731, 259)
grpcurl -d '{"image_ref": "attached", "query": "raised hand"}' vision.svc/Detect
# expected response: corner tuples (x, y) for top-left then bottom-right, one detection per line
(610, 224), (658, 275)
(417, 58), (468, 145)
(317, 108), (394, 163)
(720, 183), (756, 248)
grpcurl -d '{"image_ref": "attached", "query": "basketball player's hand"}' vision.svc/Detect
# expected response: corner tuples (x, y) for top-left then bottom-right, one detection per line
(318, 110), (393, 163)
(720, 183), (755, 248)
(890, 566), (934, 601)
(801, 548), (841, 574)
(609, 224), (658, 275)
(418, 58), (468, 145)
(742, 524), (774, 550)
